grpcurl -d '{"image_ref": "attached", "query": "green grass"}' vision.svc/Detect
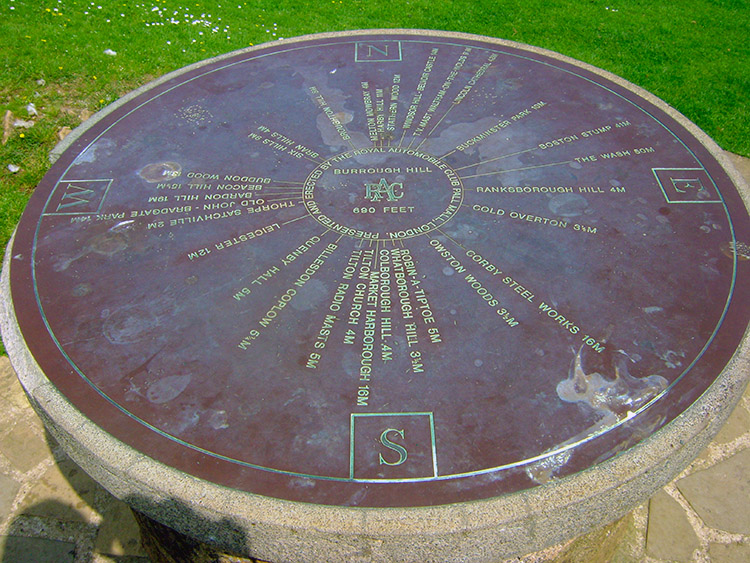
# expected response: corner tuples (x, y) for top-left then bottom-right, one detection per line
(0, 0), (748, 310)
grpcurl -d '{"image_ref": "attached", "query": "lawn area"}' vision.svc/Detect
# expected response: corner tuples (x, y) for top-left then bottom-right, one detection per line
(1, 0), (748, 261)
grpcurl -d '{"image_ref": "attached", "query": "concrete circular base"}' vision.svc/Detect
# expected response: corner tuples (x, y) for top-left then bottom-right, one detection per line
(2, 30), (750, 562)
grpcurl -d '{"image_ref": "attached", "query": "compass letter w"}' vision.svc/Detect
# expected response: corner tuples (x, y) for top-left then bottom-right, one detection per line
(56, 184), (96, 212)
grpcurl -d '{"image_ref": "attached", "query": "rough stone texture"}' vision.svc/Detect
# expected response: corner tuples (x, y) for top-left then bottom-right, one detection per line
(94, 501), (147, 557)
(676, 449), (750, 535)
(0, 474), (20, 520)
(0, 535), (76, 562)
(708, 541), (750, 563)
(646, 491), (700, 561)
(19, 458), (101, 523)
(0, 421), (49, 473)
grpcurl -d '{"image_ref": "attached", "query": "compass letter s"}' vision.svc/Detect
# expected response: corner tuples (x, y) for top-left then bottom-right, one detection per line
(378, 428), (408, 466)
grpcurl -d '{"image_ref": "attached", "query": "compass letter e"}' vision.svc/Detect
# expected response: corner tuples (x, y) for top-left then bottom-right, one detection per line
(378, 428), (408, 466)
(365, 178), (404, 202)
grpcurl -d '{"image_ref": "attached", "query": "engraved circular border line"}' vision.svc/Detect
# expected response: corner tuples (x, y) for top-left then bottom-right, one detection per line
(303, 148), (464, 241)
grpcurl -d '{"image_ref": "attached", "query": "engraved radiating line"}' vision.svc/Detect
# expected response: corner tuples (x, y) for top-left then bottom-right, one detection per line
(178, 226), (324, 298)
(451, 147), (539, 170)
(304, 155), (325, 165)
(270, 180), (305, 186)
(259, 186), (303, 194)
(407, 47), (476, 151)
(281, 214), (313, 226)
(434, 228), (466, 250)
(397, 129), (408, 148)
(260, 186), (305, 190)
(459, 160), (574, 180)
(412, 103), (457, 152)
(276, 152), (324, 166)
(261, 196), (304, 202)
(406, 133), (419, 150)
(396, 48), (446, 149)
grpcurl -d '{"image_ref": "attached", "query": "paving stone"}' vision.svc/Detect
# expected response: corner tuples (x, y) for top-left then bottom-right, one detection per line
(19, 458), (101, 523)
(0, 419), (49, 473)
(0, 356), (31, 411)
(711, 398), (750, 445)
(0, 535), (76, 562)
(645, 490), (699, 561)
(0, 472), (21, 520)
(677, 449), (750, 534)
(708, 541), (750, 563)
(548, 511), (638, 563)
(94, 501), (147, 557)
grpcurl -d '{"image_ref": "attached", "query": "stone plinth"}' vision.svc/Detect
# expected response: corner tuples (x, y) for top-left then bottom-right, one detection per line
(2, 30), (749, 562)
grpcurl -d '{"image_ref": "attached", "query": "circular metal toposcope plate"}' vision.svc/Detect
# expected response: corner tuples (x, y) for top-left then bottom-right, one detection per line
(2, 29), (750, 562)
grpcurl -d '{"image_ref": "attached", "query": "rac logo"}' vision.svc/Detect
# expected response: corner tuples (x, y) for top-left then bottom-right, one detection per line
(365, 178), (404, 202)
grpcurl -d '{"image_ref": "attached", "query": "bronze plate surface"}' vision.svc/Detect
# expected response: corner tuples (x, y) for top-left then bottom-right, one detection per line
(8, 31), (750, 508)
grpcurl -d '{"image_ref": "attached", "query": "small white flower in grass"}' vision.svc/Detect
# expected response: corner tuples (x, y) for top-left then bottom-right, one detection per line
(8, 164), (20, 173)
(104, 49), (117, 56)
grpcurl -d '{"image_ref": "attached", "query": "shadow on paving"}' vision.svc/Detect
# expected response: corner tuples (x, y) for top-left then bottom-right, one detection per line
(1, 428), (148, 562)
(11, 429), (268, 562)
(2, 503), (77, 563)
(128, 497), (270, 563)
